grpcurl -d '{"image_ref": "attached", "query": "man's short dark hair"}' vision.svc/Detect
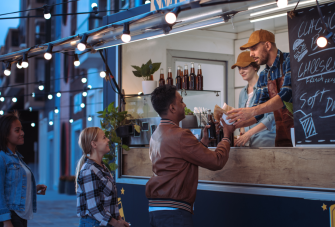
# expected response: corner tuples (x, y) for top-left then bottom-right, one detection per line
(151, 85), (177, 116)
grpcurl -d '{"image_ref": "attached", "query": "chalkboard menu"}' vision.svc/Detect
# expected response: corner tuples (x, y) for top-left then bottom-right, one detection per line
(288, 2), (335, 146)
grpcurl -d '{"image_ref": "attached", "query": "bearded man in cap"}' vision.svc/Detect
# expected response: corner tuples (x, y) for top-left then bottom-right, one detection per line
(227, 29), (294, 147)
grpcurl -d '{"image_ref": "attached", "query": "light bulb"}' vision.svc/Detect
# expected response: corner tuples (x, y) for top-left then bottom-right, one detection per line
(100, 71), (106, 78)
(22, 62), (29, 68)
(91, 3), (98, 8)
(29, 107), (32, 112)
(39, 85), (44, 91)
(16, 62), (22, 69)
(49, 121), (53, 126)
(121, 34), (131, 43)
(87, 85), (92, 89)
(44, 52), (52, 60)
(54, 108), (59, 114)
(165, 12), (177, 24)
(4, 69), (11, 76)
(74, 60), (80, 66)
(32, 92), (35, 97)
(56, 92), (61, 97)
(0, 97), (5, 102)
(69, 119), (73, 123)
(81, 77), (87, 83)
(277, 0), (287, 8)
(317, 36), (328, 48)
(0, 110), (3, 115)
(80, 103), (85, 108)
(82, 91), (87, 97)
(44, 13), (51, 19)
(31, 123), (35, 127)
(77, 43), (86, 51)
(12, 97), (17, 103)
(88, 116), (92, 121)
(48, 94), (53, 100)
(145, 0), (150, 4)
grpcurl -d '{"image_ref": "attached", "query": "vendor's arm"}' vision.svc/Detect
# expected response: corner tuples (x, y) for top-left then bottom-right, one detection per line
(0, 155), (11, 223)
(235, 122), (267, 146)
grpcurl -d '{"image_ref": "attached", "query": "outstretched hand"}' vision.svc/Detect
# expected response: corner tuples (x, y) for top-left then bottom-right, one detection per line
(227, 107), (255, 125)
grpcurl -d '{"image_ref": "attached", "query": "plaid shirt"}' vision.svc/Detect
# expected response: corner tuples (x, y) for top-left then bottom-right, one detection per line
(77, 158), (119, 226)
(253, 49), (292, 122)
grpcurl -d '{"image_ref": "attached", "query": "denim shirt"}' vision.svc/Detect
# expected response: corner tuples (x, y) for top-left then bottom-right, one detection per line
(0, 148), (37, 222)
(239, 84), (276, 147)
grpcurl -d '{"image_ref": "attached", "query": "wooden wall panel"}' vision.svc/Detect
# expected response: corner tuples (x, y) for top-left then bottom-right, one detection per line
(122, 147), (335, 189)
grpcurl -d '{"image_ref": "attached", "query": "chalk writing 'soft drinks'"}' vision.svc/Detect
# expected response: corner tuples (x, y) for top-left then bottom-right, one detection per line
(189, 62), (196, 90)
(167, 67), (173, 85)
(159, 68), (165, 87)
(182, 65), (189, 90)
(175, 66), (182, 89)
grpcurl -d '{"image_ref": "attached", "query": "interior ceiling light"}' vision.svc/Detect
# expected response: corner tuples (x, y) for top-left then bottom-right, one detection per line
(121, 23), (131, 43)
(165, 7), (180, 24)
(74, 54), (80, 66)
(248, 2), (276, 10)
(16, 60), (22, 69)
(276, 0), (288, 8)
(38, 81), (44, 91)
(77, 34), (88, 51)
(100, 71), (106, 78)
(44, 44), (53, 60)
(4, 62), (11, 76)
(56, 92), (61, 97)
(22, 53), (29, 68)
(43, 5), (51, 20)
(250, 13), (287, 23)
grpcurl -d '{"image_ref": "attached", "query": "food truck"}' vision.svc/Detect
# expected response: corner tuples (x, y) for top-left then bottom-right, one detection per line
(100, 0), (335, 226)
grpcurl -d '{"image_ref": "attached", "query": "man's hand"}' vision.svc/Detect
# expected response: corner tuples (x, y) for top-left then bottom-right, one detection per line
(201, 125), (211, 146)
(227, 107), (256, 124)
(3, 220), (13, 227)
(240, 127), (245, 136)
(219, 118), (235, 136)
(37, 184), (47, 195)
(235, 132), (251, 147)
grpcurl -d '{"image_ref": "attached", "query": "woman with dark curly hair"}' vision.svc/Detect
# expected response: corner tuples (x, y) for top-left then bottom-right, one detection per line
(0, 111), (47, 227)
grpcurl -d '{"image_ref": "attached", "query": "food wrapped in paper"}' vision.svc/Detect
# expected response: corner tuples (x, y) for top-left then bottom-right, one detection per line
(214, 103), (235, 125)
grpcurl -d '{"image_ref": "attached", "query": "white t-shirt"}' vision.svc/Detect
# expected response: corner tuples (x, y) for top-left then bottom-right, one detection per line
(246, 91), (254, 108)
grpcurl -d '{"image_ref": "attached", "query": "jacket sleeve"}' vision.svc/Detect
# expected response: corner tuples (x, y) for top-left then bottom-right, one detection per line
(179, 130), (230, 171)
(0, 155), (11, 222)
(258, 111), (275, 131)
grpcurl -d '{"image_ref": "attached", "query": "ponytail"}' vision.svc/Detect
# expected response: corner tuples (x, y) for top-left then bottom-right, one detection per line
(75, 127), (100, 191)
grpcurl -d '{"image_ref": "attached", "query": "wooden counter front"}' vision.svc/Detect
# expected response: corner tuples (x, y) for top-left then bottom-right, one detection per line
(122, 147), (335, 189)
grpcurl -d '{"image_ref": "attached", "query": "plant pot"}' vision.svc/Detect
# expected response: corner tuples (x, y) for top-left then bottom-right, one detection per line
(290, 127), (295, 147)
(116, 125), (134, 138)
(65, 181), (76, 195)
(58, 179), (66, 194)
(142, 81), (157, 95)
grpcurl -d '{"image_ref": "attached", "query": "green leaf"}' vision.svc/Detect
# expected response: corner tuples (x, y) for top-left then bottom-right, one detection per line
(132, 71), (142, 77)
(122, 144), (130, 151)
(283, 101), (294, 115)
(141, 63), (151, 77)
(108, 102), (114, 113)
(150, 63), (161, 74)
(146, 59), (152, 66)
(109, 163), (118, 171)
(131, 65), (141, 71)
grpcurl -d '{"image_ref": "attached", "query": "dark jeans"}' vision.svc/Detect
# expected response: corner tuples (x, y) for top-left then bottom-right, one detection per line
(149, 209), (194, 227)
(79, 216), (113, 227)
(0, 211), (27, 227)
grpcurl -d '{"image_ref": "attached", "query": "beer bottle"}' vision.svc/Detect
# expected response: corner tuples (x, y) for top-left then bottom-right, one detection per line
(207, 110), (216, 140)
(197, 64), (203, 90)
(175, 66), (182, 89)
(182, 65), (189, 90)
(189, 62), (196, 90)
(159, 68), (165, 86)
(167, 67), (173, 85)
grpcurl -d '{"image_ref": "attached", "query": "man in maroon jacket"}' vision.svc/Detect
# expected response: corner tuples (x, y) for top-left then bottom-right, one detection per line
(145, 85), (234, 227)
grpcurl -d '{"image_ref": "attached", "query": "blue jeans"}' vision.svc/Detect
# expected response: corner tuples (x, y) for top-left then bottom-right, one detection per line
(149, 209), (194, 227)
(79, 216), (113, 227)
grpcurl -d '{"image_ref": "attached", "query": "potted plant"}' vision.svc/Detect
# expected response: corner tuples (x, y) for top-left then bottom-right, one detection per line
(132, 59), (161, 94)
(97, 102), (140, 172)
(65, 175), (76, 195)
(58, 175), (66, 194)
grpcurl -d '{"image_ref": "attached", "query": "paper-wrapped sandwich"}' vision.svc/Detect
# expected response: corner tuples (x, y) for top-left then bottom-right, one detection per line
(214, 103), (235, 125)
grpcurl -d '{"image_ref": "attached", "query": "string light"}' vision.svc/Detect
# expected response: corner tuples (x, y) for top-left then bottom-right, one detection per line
(74, 54), (80, 66)
(0, 110), (3, 115)
(22, 54), (29, 68)
(82, 91), (88, 97)
(81, 75), (87, 83)
(54, 107), (59, 114)
(29, 107), (32, 112)
(48, 94), (53, 100)
(0, 97), (5, 102)
(87, 85), (92, 89)
(121, 23), (131, 43)
(80, 103), (85, 108)
(165, 7), (180, 24)
(100, 71), (106, 78)
(88, 115), (92, 121)
(12, 97), (17, 103)
(69, 119), (73, 123)
(4, 63), (11, 76)
(38, 81), (44, 91)
(56, 92), (61, 97)
(16, 60), (22, 69)
(77, 34), (88, 51)
(31, 123), (35, 127)
(49, 120), (53, 126)
(43, 5), (51, 19)
(32, 92), (35, 97)
(44, 44), (53, 60)
(316, 32), (333, 48)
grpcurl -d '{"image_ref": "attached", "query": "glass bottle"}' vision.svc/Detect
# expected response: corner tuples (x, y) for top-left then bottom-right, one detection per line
(207, 110), (216, 140)
(189, 62), (196, 90)
(159, 68), (165, 86)
(197, 64), (203, 91)
(166, 67), (173, 85)
(182, 65), (189, 90)
(175, 66), (182, 89)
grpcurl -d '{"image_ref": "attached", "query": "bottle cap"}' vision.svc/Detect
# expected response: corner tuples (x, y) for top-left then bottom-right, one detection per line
(168, 67), (171, 72)
(184, 65), (188, 69)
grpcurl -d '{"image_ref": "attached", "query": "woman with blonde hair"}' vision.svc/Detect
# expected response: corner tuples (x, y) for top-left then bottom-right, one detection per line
(76, 127), (129, 227)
